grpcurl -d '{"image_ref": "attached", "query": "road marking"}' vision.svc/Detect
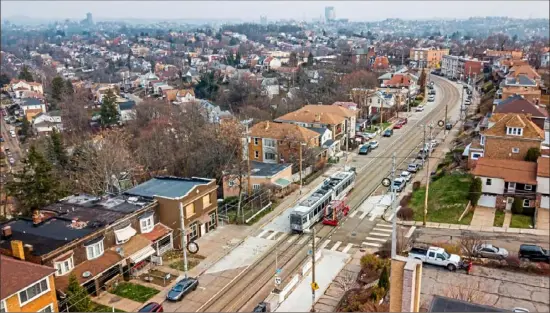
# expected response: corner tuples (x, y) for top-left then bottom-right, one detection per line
(359, 211), (369, 219)
(298, 236), (309, 245)
(320, 240), (331, 250)
(342, 243), (354, 254)
(257, 229), (269, 238)
(349, 210), (359, 218)
(365, 236), (388, 242)
(405, 226), (416, 238)
(287, 238), (294, 243)
(373, 227), (393, 233)
(369, 214), (377, 221)
(376, 223), (393, 228)
(330, 241), (342, 251)
(370, 232), (391, 237)
(266, 231), (278, 240)
(361, 242), (382, 248)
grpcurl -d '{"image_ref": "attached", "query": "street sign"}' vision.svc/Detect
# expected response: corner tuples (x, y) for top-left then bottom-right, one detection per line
(276, 269), (282, 275)
(381, 178), (391, 187)
(437, 120), (445, 127)
(275, 276), (282, 285)
(311, 282), (319, 291)
(307, 249), (312, 255)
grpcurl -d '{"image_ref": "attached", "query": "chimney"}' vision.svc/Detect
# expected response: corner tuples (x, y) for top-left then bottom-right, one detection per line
(32, 210), (42, 226)
(11, 240), (25, 261)
(315, 113), (321, 122)
(265, 121), (269, 130)
(389, 256), (422, 312)
(2, 226), (12, 239)
(24, 244), (34, 254)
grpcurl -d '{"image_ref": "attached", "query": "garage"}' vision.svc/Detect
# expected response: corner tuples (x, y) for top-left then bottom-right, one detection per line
(478, 194), (497, 208)
(541, 195), (549, 209)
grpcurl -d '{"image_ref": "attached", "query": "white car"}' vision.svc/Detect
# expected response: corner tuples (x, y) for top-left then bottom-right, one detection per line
(428, 96), (435, 102)
(430, 139), (439, 147)
(368, 140), (379, 149)
(400, 171), (412, 182)
(9, 130), (16, 138)
(415, 106), (425, 112)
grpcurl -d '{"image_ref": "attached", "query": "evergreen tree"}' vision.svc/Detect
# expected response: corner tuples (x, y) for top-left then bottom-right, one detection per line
(6, 146), (64, 216)
(419, 69), (427, 93)
(18, 66), (34, 82)
(307, 52), (314, 66)
(226, 53), (234, 66)
(48, 128), (68, 168)
(66, 273), (94, 312)
(378, 265), (389, 291)
(194, 72), (219, 100)
(19, 116), (31, 142)
(100, 89), (120, 126)
(187, 55), (192, 65)
(51, 76), (65, 101)
(127, 49), (133, 71)
(229, 37), (239, 46)
(525, 147), (541, 162)
(65, 79), (74, 96)
(289, 52), (298, 67)
(0, 73), (10, 86)
(235, 52), (241, 66)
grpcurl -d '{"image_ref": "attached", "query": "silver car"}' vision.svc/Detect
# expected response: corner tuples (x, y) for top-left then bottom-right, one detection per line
(474, 243), (509, 260)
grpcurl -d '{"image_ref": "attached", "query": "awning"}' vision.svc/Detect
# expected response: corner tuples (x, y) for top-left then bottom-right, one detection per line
(129, 245), (156, 264)
(274, 178), (292, 188)
(114, 225), (137, 243)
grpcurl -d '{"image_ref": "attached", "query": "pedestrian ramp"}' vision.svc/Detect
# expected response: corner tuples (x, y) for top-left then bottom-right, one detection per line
(360, 222), (392, 248)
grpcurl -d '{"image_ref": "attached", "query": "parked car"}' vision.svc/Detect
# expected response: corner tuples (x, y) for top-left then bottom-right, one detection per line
(428, 95), (435, 102)
(393, 123), (403, 129)
(407, 163), (421, 173)
(253, 302), (269, 312)
(445, 122), (452, 130)
(391, 177), (406, 192)
(409, 246), (462, 271)
(415, 106), (425, 112)
(518, 244), (550, 263)
(474, 244), (509, 260)
(139, 302), (164, 312)
(368, 140), (379, 149)
(465, 99), (471, 105)
(358, 144), (371, 155)
(166, 278), (199, 301)
(399, 118), (408, 125)
(400, 171), (412, 182)
(383, 129), (393, 137)
(417, 150), (428, 160)
(0, 136), (3, 142)
(9, 130), (16, 138)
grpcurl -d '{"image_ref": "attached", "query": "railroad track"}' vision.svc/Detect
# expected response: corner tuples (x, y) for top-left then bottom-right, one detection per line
(198, 76), (461, 312)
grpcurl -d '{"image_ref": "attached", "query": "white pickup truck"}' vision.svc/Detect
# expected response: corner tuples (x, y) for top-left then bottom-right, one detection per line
(408, 246), (462, 271)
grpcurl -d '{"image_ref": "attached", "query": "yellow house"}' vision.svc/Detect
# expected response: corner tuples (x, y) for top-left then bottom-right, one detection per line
(1, 248), (58, 312)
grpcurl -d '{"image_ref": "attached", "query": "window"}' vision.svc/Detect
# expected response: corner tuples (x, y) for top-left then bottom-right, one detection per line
(189, 223), (198, 241)
(506, 127), (523, 136)
(428, 252), (435, 258)
(523, 199), (531, 207)
(525, 184), (532, 191)
(480, 136), (485, 146)
(202, 195), (211, 207)
(265, 152), (276, 160)
(19, 278), (49, 305)
(486, 178), (492, 186)
(140, 215), (154, 233)
(508, 182), (516, 189)
(512, 147), (520, 154)
(254, 138), (259, 145)
(253, 184), (260, 190)
(264, 139), (276, 148)
(185, 203), (196, 217)
(55, 255), (74, 276)
(208, 212), (217, 231)
(471, 153), (482, 160)
(254, 151), (259, 159)
(228, 180), (235, 187)
(86, 240), (104, 260)
(0, 299), (6, 313)
(38, 304), (53, 313)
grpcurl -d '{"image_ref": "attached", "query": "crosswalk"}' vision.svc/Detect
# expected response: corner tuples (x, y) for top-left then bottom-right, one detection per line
(255, 229), (357, 255)
(256, 229), (287, 241)
(361, 222), (392, 248)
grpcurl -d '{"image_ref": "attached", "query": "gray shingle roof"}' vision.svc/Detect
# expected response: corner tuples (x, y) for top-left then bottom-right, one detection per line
(124, 176), (214, 199)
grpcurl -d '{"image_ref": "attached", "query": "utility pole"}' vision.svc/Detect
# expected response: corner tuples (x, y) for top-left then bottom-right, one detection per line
(391, 152), (397, 258)
(345, 120), (349, 163)
(310, 227), (316, 312)
(178, 202), (189, 278)
(245, 121), (252, 196)
(444, 103), (448, 135)
(423, 123), (433, 226)
(299, 142), (303, 194)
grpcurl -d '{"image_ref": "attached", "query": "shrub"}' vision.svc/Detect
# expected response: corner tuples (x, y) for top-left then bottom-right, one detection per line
(412, 181), (421, 191)
(537, 262), (550, 276)
(505, 255), (521, 268)
(469, 177), (482, 206)
(435, 242), (462, 255)
(397, 207), (414, 221)
(512, 197), (524, 214)
(525, 147), (541, 162)
(361, 254), (383, 271)
(369, 286), (386, 302)
(378, 265), (389, 290)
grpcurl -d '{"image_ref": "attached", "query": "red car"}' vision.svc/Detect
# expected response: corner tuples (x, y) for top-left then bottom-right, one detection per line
(139, 302), (163, 312)
(400, 118), (408, 124)
(393, 123), (403, 129)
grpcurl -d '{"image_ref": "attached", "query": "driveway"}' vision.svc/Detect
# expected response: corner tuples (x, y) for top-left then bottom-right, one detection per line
(421, 266), (550, 312)
(471, 206), (496, 227)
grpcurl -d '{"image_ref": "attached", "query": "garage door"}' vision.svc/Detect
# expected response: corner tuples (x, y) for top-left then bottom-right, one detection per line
(541, 196), (550, 209)
(478, 194), (497, 208)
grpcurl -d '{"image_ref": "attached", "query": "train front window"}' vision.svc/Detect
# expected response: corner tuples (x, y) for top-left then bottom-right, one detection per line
(290, 214), (302, 225)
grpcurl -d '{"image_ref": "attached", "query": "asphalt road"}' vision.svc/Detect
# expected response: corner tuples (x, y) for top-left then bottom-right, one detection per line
(0, 115), (23, 171)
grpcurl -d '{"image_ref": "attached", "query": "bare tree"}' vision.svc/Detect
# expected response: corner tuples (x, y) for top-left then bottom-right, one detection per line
(442, 281), (491, 305)
(459, 234), (484, 258)
(59, 89), (93, 143)
(380, 226), (411, 258)
(333, 269), (359, 293)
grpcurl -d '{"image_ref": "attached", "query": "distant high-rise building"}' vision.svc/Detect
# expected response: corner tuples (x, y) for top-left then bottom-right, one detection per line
(260, 16), (267, 25)
(86, 12), (93, 25)
(325, 6), (335, 22)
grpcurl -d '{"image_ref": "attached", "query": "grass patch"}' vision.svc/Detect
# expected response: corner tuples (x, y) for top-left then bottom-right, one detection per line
(111, 282), (159, 303)
(92, 303), (126, 312)
(493, 210), (505, 227)
(410, 174), (472, 224)
(510, 214), (533, 229)
(169, 258), (201, 271)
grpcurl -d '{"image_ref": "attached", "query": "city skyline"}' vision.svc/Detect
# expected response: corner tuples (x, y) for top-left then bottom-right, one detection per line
(1, 1), (549, 22)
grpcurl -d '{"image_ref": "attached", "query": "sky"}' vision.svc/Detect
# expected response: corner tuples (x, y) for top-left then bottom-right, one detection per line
(1, 1), (549, 22)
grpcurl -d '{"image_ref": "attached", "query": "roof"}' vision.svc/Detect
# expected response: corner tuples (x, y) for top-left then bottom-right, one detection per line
(141, 223), (172, 242)
(250, 161), (292, 177)
(495, 95), (548, 118)
(124, 176), (215, 200)
(538, 157), (550, 177)
(384, 73), (411, 87)
(0, 255), (56, 300)
(483, 113), (544, 140)
(472, 158), (537, 184)
(505, 75), (537, 86)
(250, 121), (320, 142)
(508, 64), (541, 80)
(275, 106), (349, 125)
(429, 295), (502, 312)
(20, 98), (43, 107)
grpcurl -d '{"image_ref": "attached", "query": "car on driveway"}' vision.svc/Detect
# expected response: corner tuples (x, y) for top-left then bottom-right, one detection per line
(400, 171), (412, 182)
(415, 106), (425, 112)
(474, 244), (509, 260)
(518, 244), (550, 263)
(166, 277), (199, 301)
(383, 129), (393, 137)
(358, 144), (371, 155)
(368, 140), (379, 149)
(8, 158), (15, 165)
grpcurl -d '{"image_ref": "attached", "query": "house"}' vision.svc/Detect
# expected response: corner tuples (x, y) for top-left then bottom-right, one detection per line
(508, 64), (541, 82)
(492, 95), (548, 130)
(10, 80), (44, 98)
(176, 89), (196, 104)
(501, 85), (542, 104)
(124, 176), (218, 245)
(249, 121), (321, 164)
(33, 111), (63, 135)
(117, 99), (136, 123)
(409, 47), (449, 68)
(222, 162), (293, 198)
(20, 98), (47, 117)
(541, 52), (550, 68)
(367, 91), (396, 118)
(1, 254), (58, 313)
(537, 157), (549, 210)
(475, 113), (545, 161)
(382, 74), (412, 88)
(0, 194), (171, 297)
(472, 158), (537, 210)
(197, 99), (232, 123)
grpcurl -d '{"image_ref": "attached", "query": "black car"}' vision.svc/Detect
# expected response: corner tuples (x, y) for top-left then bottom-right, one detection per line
(166, 278), (199, 301)
(253, 302), (269, 312)
(139, 302), (164, 312)
(518, 244), (550, 263)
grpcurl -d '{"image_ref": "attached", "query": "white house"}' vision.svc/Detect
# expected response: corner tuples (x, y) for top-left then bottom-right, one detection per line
(366, 91), (395, 116)
(11, 81), (44, 98)
(541, 52), (550, 69)
(33, 110), (63, 134)
(20, 98), (47, 115)
(537, 157), (549, 210)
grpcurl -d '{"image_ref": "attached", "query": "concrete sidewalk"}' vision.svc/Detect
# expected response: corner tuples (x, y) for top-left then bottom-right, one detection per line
(94, 292), (143, 312)
(398, 220), (550, 237)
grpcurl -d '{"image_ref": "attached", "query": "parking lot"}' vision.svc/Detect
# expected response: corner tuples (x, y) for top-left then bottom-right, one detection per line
(420, 265), (550, 312)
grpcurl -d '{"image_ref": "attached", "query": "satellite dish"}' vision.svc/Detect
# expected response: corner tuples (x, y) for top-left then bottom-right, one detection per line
(82, 271), (92, 278)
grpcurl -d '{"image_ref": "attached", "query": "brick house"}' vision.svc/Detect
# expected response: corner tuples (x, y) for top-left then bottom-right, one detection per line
(477, 113), (544, 161)
(537, 157), (549, 210)
(222, 161), (293, 198)
(493, 95), (548, 130)
(472, 158), (537, 210)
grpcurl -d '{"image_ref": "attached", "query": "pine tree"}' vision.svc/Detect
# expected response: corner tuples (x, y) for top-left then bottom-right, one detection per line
(65, 79), (74, 96)
(307, 52), (314, 66)
(51, 76), (65, 101)
(18, 66), (34, 82)
(48, 128), (68, 168)
(0, 73), (10, 86)
(20, 116), (31, 142)
(378, 265), (389, 290)
(66, 273), (94, 312)
(5, 146), (64, 216)
(235, 52), (241, 66)
(100, 89), (120, 126)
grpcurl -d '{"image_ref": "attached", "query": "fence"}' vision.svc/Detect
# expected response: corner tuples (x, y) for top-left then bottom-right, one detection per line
(217, 189), (273, 225)
(291, 166), (313, 183)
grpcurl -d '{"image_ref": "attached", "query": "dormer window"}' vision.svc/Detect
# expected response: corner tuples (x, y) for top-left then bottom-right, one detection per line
(506, 127), (523, 136)
(139, 213), (155, 234)
(85, 237), (105, 260)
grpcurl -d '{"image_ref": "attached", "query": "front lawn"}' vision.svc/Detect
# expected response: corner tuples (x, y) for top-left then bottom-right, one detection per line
(510, 214), (533, 229)
(409, 174), (472, 224)
(92, 302), (126, 312)
(493, 210), (505, 227)
(110, 282), (159, 303)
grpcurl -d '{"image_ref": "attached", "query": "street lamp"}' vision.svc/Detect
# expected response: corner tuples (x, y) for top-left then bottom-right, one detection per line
(303, 228), (317, 312)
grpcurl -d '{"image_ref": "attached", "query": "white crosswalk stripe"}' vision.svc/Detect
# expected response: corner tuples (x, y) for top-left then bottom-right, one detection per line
(362, 242), (382, 248)
(266, 231), (279, 240)
(342, 243), (354, 254)
(320, 240), (331, 250)
(370, 232), (391, 237)
(359, 211), (369, 219)
(365, 236), (388, 242)
(349, 210), (359, 218)
(257, 229), (269, 238)
(373, 227), (393, 233)
(330, 241), (342, 251)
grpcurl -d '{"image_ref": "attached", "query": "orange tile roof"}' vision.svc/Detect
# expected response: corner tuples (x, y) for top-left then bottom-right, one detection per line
(472, 158), (537, 184)
(384, 74), (411, 87)
(508, 65), (541, 80)
(483, 113), (544, 140)
(165, 89), (178, 101)
(250, 121), (320, 142)
(276, 104), (354, 125)
(538, 157), (550, 177)
(141, 223), (172, 242)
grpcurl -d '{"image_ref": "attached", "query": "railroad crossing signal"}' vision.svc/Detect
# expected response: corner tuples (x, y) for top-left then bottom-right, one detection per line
(311, 282), (319, 291)
(275, 276), (282, 285)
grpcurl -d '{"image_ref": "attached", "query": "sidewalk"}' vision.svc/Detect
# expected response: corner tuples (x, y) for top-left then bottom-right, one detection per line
(398, 220), (550, 237)
(94, 292), (143, 312)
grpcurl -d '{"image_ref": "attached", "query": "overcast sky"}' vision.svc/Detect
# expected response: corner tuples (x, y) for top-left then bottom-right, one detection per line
(1, 1), (549, 21)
